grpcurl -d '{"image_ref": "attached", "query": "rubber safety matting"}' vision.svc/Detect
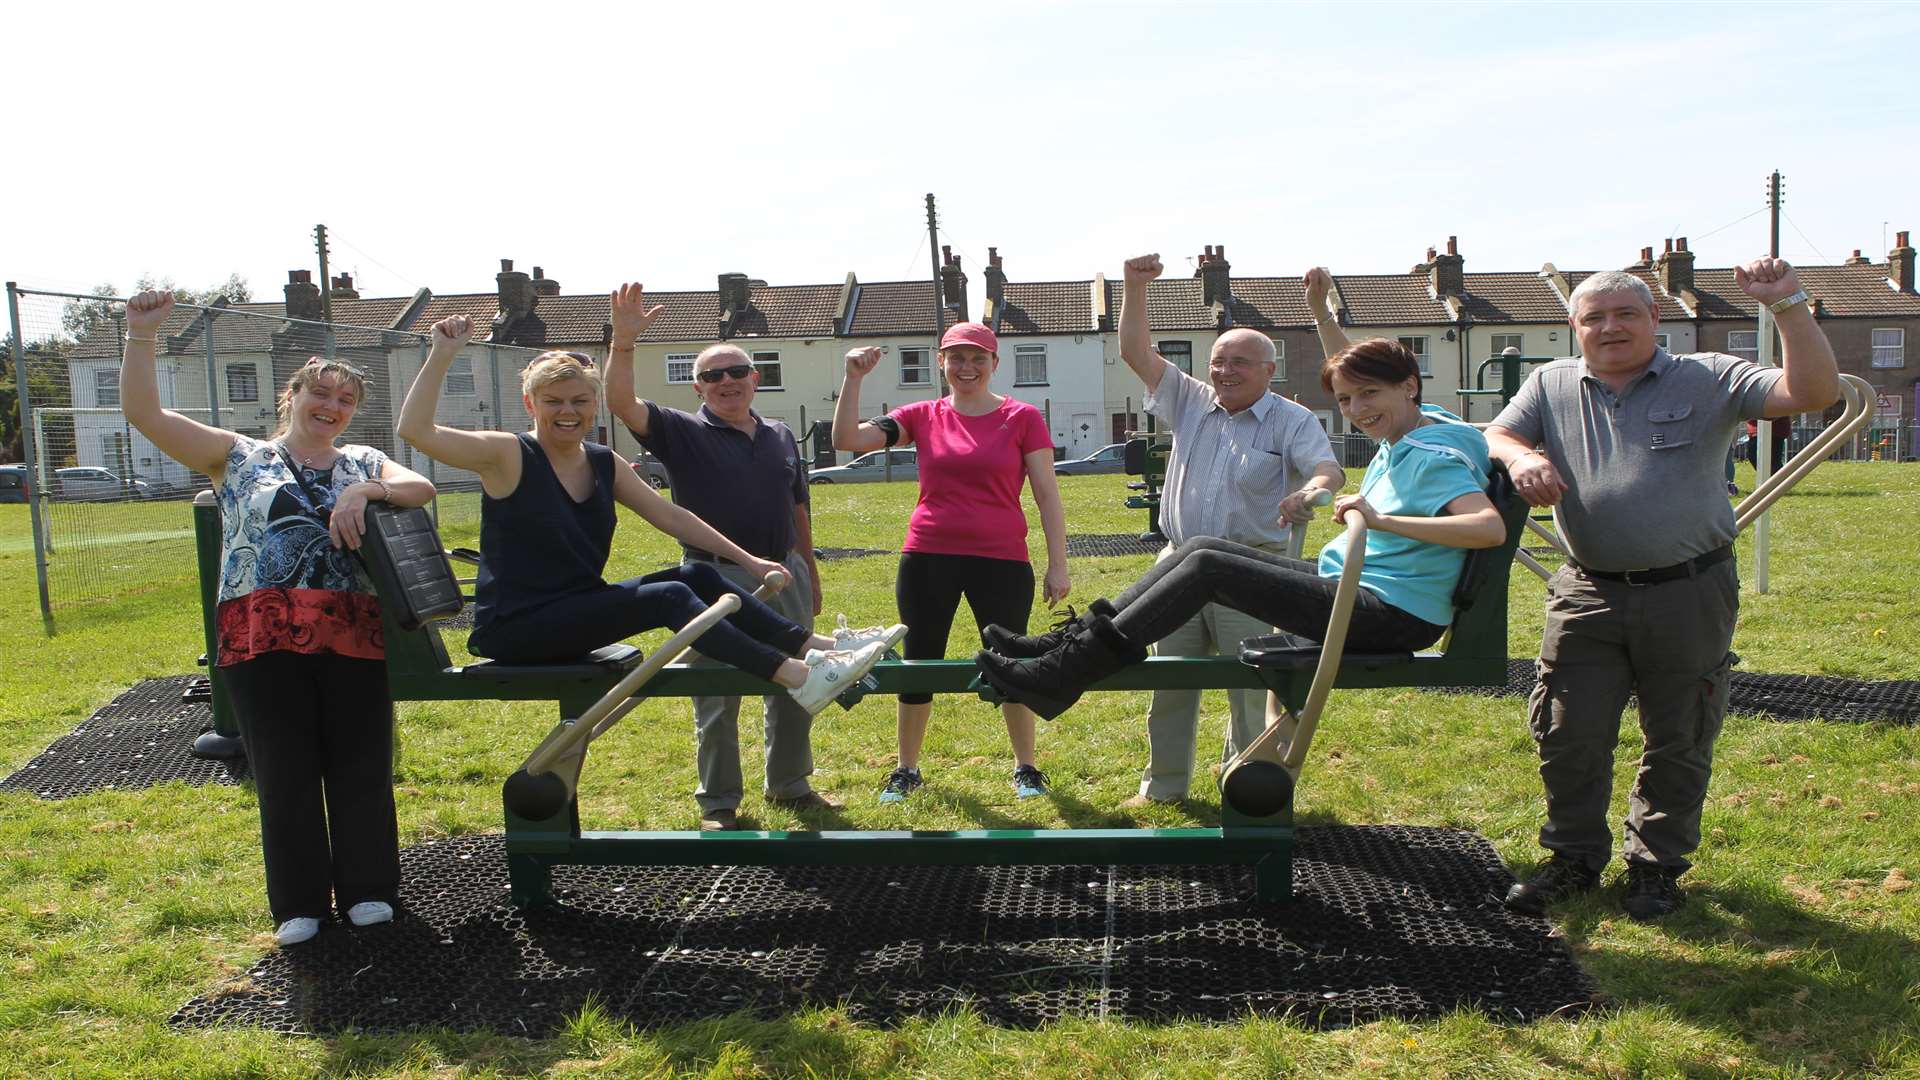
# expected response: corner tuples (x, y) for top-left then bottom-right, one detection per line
(169, 825), (1598, 1035)
(1065, 533), (1164, 558)
(1457, 661), (1920, 724)
(0, 676), (246, 799)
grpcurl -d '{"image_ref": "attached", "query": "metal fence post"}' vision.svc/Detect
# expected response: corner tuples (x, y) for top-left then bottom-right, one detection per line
(8, 282), (54, 635)
(201, 308), (222, 429)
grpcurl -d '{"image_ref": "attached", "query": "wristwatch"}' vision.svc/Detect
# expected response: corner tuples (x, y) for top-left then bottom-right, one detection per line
(1767, 288), (1810, 314)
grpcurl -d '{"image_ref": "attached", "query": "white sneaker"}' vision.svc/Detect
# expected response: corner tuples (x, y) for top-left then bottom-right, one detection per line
(790, 641), (890, 715)
(275, 917), (321, 946)
(346, 900), (394, 927)
(834, 618), (909, 654)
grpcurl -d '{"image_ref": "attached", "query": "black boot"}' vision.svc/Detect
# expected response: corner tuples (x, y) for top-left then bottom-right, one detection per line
(975, 613), (1148, 720)
(981, 598), (1117, 658)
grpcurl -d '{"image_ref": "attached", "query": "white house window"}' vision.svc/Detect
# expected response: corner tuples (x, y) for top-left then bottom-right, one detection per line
(1654, 333), (1670, 351)
(1489, 332), (1523, 356)
(1159, 340), (1194, 374)
(752, 350), (784, 390)
(1726, 331), (1759, 362)
(94, 368), (120, 407)
(1268, 338), (1287, 386)
(899, 347), (931, 387)
(1872, 328), (1905, 369)
(666, 353), (697, 385)
(1398, 335), (1432, 377)
(1014, 344), (1048, 386)
(226, 365), (259, 403)
(445, 356), (476, 396)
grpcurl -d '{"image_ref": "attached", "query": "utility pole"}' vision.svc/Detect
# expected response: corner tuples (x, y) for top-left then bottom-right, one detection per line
(925, 193), (943, 389)
(314, 223), (336, 358)
(1755, 170), (1784, 593)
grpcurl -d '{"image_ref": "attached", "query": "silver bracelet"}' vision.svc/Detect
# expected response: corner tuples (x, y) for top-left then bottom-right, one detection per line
(374, 478), (392, 502)
(125, 335), (157, 344)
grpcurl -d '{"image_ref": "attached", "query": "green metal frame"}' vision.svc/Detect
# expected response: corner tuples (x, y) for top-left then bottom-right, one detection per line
(191, 478), (1527, 911)
(1122, 426), (1172, 541)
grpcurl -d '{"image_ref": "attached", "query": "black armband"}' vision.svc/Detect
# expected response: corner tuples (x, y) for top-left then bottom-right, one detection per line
(870, 416), (902, 447)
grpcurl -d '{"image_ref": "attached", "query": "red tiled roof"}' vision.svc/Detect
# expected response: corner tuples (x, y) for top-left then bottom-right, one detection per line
(995, 281), (1095, 335)
(1222, 278), (1315, 330)
(1102, 278), (1216, 331)
(1459, 272), (1568, 323)
(1328, 273), (1455, 326)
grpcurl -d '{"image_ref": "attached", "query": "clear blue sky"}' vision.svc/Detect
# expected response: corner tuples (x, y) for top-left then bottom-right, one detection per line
(10, 1), (1918, 303)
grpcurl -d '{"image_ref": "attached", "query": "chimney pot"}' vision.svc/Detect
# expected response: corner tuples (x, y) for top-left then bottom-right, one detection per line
(500, 259), (513, 272)
(1446, 235), (1457, 256)
(1425, 246), (1436, 262)
(1664, 238), (1674, 254)
(988, 246), (1001, 268)
(1891, 230), (1916, 293)
(1677, 237), (1689, 252)
(533, 266), (544, 280)
(289, 269), (310, 284)
(1899, 231), (1911, 247)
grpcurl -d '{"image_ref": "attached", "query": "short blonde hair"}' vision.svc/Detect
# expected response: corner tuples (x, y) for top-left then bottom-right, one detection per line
(521, 350), (602, 398)
(275, 357), (369, 436)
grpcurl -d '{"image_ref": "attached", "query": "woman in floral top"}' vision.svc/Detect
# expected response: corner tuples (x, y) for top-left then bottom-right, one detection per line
(118, 289), (435, 947)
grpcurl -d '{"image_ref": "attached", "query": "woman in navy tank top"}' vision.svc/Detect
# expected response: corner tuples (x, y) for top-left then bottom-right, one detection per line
(398, 316), (896, 716)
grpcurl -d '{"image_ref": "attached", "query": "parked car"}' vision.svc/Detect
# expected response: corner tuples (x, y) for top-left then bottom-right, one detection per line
(807, 448), (918, 484)
(631, 455), (671, 489)
(55, 466), (152, 502)
(1053, 443), (1129, 476)
(0, 464), (28, 504)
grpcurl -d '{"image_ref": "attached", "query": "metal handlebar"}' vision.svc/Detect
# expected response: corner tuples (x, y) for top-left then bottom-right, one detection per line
(1735, 374), (1873, 531)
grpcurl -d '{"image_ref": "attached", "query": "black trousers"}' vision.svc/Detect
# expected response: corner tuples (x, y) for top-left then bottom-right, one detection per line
(223, 650), (400, 924)
(896, 551), (1034, 704)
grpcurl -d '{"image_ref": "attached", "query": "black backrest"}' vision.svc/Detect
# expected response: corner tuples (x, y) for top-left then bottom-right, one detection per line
(357, 506), (465, 632)
(1450, 465), (1528, 613)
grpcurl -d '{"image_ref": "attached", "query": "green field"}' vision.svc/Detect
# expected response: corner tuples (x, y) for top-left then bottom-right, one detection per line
(1, 464), (1917, 1078)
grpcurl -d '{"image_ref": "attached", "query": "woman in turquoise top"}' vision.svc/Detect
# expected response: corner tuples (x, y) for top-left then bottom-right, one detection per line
(977, 338), (1508, 719)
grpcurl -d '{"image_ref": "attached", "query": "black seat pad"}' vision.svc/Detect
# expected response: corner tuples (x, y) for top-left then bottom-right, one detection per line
(1238, 632), (1415, 672)
(458, 644), (644, 682)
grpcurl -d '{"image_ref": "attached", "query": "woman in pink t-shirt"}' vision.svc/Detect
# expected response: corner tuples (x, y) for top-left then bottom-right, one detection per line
(833, 323), (1070, 802)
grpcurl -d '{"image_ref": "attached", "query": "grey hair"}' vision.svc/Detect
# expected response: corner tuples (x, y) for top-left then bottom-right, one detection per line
(695, 343), (751, 369)
(1568, 270), (1657, 316)
(1214, 327), (1278, 366)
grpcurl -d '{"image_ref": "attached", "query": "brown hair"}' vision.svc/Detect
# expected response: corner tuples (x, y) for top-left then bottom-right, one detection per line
(1321, 337), (1423, 403)
(275, 357), (369, 436)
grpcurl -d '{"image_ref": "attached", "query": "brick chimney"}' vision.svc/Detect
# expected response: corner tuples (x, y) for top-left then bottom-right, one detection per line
(1429, 236), (1464, 298)
(1198, 244), (1232, 309)
(1656, 237), (1694, 297)
(496, 259), (536, 321)
(531, 266), (561, 297)
(983, 247), (1007, 317)
(1845, 248), (1871, 266)
(328, 273), (358, 300)
(1634, 246), (1656, 270)
(1891, 231), (1915, 293)
(939, 246), (969, 316)
(717, 272), (752, 338)
(284, 270), (322, 322)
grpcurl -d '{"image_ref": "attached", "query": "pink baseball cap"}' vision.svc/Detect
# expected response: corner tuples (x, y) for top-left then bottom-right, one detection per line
(939, 322), (998, 354)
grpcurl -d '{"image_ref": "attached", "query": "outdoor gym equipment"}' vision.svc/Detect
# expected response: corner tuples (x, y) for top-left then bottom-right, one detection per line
(189, 469), (1528, 908)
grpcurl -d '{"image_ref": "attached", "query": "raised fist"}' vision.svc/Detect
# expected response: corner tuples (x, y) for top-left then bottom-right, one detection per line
(431, 315), (475, 349)
(1734, 257), (1804, 309)
(1304, 267), (1334, 315)
(125, 290), (174, 336)
(844, 346), (883, 377)
(1123, 254), (1163, 285)
(610, 282), (665, 343)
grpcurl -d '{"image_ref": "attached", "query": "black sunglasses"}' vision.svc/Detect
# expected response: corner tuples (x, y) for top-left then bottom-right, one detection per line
(696, 364), (755, 384)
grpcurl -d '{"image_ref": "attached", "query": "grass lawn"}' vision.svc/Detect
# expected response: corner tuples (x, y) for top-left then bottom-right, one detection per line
(1, 463), (1916, 1079)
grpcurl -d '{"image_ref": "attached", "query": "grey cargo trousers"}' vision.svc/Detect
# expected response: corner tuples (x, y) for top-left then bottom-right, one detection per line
(1529, 559), (1738, 873)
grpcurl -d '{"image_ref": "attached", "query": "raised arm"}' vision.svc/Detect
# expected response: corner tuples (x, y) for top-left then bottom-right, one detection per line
(1305, 267), (1353, 357)
(1734, 258), (1841, 415)
(118, 291), (236, 478)
(1023, 448), (1071, 606)
(396, 316), (521, 488)
(609, 456), (784, 585)
(603, 281), (666, 437)
(832, 347), (895, 454)
(1117, 254), (1168, 393)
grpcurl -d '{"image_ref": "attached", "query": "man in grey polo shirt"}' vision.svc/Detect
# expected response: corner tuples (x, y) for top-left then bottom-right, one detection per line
(1117, 254), (1345, 807)
(603, 283), (840, 831)
(1489, 259), (1838, 920)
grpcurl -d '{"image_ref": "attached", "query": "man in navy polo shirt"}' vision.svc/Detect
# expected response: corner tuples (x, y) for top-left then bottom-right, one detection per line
(1488, 259), (1839, 920)
(603, 282), (839, 831)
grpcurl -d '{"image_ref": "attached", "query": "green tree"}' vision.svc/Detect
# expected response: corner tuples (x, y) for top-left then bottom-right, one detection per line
(58, 274), (252, 343)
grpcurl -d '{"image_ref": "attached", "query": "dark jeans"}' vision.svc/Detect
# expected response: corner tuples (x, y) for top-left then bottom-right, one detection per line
(1110, 536), (1446, 652)
(222, 650), (400, 924)
(470, 562), (811, 679)
(896, 551), (1034, 704)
